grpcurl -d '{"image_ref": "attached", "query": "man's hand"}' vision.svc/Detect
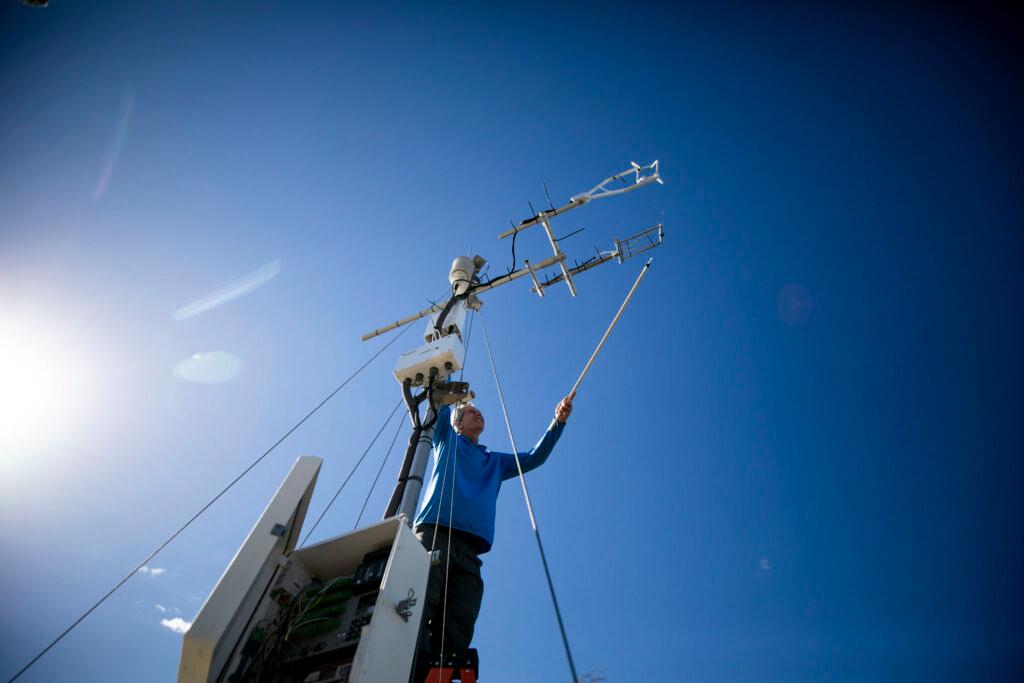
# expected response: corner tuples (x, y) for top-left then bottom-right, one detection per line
(555, 391), (576, 424)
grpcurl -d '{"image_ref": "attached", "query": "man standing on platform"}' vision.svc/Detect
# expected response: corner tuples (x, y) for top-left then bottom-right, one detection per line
(413, 391), (576, 667)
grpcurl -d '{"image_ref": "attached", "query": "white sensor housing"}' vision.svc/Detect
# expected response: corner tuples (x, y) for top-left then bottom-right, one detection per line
(448, 256), (475, 296)
(393, 335), (465, 386)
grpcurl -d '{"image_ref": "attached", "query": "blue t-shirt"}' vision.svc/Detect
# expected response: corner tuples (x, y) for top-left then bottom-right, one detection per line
(413, 403), (565, 552)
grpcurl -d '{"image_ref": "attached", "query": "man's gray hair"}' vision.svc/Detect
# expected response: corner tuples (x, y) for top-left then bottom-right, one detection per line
(452, 402), (474, 427)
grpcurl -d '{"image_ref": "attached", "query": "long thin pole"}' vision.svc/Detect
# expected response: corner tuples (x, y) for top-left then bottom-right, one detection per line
(570, 257), (653, 396)
(478, 312), (579, 683)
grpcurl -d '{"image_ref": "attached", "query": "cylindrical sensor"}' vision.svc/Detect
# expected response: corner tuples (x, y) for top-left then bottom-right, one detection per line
(449, 256), (475, 295)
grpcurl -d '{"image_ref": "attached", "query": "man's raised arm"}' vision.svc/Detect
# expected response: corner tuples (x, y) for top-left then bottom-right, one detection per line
(432, 402), (453, 447)
(500, 392), (575, 479)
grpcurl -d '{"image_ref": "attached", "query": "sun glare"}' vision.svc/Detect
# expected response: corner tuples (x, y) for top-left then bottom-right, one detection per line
(0, 313), (97, 456)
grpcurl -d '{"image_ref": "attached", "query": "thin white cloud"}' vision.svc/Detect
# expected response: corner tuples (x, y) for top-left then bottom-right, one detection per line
(173, 259), (281, 321)
(155, 604), (184, 617)
(160, 617), (192, 635)
(138, 566), (167, 576)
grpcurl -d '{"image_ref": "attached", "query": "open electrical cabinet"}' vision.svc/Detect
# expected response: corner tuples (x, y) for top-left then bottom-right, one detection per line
(178, 456), (430, 683)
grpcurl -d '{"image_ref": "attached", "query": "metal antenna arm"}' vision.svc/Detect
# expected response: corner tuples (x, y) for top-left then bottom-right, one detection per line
(360, 160), (665, 340)
(498, 201), (584, 240)
(570, 160), (662, 204)
(497, 160), (662, 240)
(361, 252), (564, 340)
(360, 300), (449, 342)
(536, 223), (664, 292)
(359, 224), (664, 340)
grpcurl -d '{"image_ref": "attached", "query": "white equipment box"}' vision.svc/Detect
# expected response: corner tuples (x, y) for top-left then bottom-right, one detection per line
(178, 456), (430, 683)
(393, 334), (465, 386)
(424, 301), (468, 343)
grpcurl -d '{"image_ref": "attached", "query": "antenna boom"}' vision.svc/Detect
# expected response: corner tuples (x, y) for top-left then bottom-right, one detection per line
(497, 160), (661, 240)
(359, 224), (664, 341)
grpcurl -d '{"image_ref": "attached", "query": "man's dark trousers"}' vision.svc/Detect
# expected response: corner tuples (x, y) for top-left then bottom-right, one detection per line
(415, 524), (485, 657)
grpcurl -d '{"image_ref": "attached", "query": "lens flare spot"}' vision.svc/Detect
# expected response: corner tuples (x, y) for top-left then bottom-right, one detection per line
(173, 351), (243, 384)
(777, 283), (813, 326)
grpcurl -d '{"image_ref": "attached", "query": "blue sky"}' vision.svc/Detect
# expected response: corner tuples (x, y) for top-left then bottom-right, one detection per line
(1, 2), (1021, 681)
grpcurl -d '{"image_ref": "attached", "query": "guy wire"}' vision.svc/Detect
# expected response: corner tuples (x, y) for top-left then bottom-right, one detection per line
(354, 416), (407, 530)
(300, 398), (405, 547)
(477, 310), (579, 683)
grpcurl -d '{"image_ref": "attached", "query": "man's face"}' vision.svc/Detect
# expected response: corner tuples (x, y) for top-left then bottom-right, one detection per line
(457, 405), (485, 440)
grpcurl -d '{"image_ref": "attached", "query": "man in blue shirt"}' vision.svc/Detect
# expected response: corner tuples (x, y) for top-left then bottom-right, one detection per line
(414, 391), (575, 665)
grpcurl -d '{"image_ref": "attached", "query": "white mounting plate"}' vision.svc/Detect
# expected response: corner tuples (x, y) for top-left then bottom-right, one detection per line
(178, 456), (321, 683)
(178, 460), (430, 683)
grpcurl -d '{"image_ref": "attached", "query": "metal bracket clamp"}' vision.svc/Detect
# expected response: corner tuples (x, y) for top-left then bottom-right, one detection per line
(395, 588), (417, 622)
(524, 259), (545, 297)
(431, 380), (474, 407)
